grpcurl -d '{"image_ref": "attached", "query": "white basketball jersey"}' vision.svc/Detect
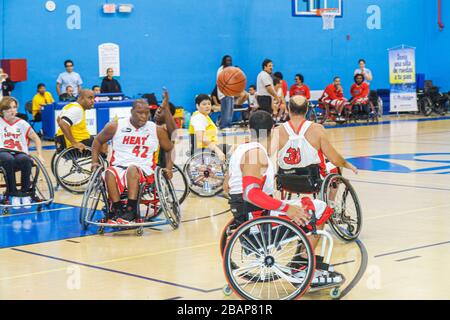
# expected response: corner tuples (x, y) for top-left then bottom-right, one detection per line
(228, 142), (274, 196)
(110, 118), (159, 175)
(277, 120), (324, 170)
(0, 117), (32, 154)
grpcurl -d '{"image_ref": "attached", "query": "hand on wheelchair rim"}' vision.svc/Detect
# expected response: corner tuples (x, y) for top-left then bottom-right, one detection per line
(91, 162), (102, 171)
(163, 168), (173, 180)
(73, 142), (87, 151)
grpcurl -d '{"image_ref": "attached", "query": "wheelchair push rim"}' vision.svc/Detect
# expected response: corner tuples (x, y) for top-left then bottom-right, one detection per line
(79, 166), (106, 230)
(155, 166), (181, 230)
(54, 147), (104, 194)
(320, 174), (362, 242)
(183, 152), (226, 197)
(222, 217), (315, 300)
(0, 154), (54, 209)
(172, 164), (189, 204)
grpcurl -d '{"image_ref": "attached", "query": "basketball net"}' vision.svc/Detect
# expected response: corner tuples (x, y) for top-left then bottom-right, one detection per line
(317, 9), (339, 30)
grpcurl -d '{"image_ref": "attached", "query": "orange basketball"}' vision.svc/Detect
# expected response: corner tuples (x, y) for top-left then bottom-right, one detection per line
(217, 67), (247, 97)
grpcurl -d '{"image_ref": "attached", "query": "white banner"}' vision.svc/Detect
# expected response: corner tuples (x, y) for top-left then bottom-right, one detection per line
(108, 107), (131, 122)
(388, 46), (418, 112)
(98, 43), (120, 77)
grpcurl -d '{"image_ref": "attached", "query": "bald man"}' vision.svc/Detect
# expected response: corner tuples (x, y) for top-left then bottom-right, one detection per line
(55, 89), (96, 151)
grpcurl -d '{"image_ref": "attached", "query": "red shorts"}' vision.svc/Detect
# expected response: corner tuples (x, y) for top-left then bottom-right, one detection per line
(104, 166), (154, 194)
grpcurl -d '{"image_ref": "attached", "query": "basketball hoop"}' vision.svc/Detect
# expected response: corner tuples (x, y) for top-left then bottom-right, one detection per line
(316, 8), (339, 30)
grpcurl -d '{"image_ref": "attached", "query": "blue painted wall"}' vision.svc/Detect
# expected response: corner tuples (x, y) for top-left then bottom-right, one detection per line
(0, 0), (445, 113)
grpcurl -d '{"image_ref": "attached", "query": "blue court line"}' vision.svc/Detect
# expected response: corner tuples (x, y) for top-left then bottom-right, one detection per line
(349, 179), (450, 192)
(10, 247), (214, 294)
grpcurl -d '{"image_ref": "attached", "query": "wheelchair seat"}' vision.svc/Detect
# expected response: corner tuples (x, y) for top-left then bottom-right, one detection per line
(277, 165), (322, 194)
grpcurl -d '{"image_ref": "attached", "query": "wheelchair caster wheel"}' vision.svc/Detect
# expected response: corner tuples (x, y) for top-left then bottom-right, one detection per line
(136, 228), (144, 236)
(223, 284), (232, 296)
(347, 225), (355, 233)
(98, 227), (105, 235)
(330, 287), (341, 299)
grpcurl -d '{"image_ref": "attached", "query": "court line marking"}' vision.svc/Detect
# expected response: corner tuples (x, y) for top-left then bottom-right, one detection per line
(349, 179), (450, 192)
(395, 256), (421, 262)
(0, 206), (73, 219)
(374, 241), (450, 258)
(9, 248), (213, 293)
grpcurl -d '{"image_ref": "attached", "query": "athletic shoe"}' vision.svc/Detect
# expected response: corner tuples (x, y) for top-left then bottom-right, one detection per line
(116, 211), (136, 225)
(21, 197), (32, 209)
(11, 197), (21, 209)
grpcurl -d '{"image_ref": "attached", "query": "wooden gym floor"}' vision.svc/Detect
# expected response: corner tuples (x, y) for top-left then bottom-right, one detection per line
(0, 115), (449, 300)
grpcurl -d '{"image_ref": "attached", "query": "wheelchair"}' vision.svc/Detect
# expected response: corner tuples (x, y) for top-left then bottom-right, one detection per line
(276, 165), (362, 242)
(79, 165), (181, 236)
(182, 135), (228, 197)
(220, 205), (344, 300)
(348, 95), (380, 123)
(315, 100), (351, 125)
(0, 153), (54, 215)
(51, 147), (106, 194)
(417, 86), (449, 116)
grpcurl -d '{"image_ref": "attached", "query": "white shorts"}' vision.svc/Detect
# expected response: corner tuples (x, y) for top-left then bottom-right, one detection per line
(104, 165), (154, 194)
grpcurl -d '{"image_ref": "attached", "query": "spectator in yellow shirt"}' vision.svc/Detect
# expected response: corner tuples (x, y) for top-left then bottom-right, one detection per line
(32, 83), (54, 120)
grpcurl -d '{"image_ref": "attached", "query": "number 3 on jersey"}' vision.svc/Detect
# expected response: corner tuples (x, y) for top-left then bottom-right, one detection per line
(283, 147), (301, 165)
(132, 145), (149, 158)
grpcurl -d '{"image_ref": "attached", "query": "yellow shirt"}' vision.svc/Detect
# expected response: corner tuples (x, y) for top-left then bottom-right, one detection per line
(31, 92), (54, 116)
(188, 111), (218, 149)
(56, 102), (90, 147)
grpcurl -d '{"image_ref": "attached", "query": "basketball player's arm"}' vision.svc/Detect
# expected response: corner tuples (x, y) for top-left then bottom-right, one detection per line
(28, 130), (45, 163)
(161, 89), (177, 140)
(223, 173), (230, 194)
(57, 116), (79, 148)
(316, 125), (358, 174)
(157, 126), (174, 179)
(91, 121), (118, 169)
(241, 148), (310, 226)
(268, 126), (281, 170)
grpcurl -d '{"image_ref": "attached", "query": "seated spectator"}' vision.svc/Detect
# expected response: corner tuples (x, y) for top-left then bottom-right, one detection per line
(274, 71), (288, 99)
(289, 74), (311, 100)
(101, 68), (122, 93)
(320, 76), (349, 121)
(273, 78), (287, 122)
(92, 85), (101, 95)
(32, 83), (54, 120)
(0, 68), (15, 101)
(59, 85), (77, 102)
(0, 97), (44, 208)
(210, 86), (221, 112)
(248, 85), (258, 110)
(56, 59), (83, 97)
(350, 73), (371, 113)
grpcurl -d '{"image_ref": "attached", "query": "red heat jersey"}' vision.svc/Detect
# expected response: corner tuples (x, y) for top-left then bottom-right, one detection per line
(289, 84), (311, 99)
(350, 82), (369, 99)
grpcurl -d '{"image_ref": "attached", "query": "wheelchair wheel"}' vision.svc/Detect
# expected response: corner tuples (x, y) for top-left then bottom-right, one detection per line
(320, 174), (362, 242)
(418, 97), (433, 116)
(220, 218), (236, 257)
(30, 155), (55, 206)
(183, 151), (226, 197)
(223, 217), (315, 300)
(306, 104), (317, 123)
(155, 166), (181, 230)
(172, 164), (189, 204)
(54, 147), (103, 194)
(80, 167), (108, 230)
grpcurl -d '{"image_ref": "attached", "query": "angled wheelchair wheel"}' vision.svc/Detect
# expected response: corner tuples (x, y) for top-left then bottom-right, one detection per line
(220, 218), (237, 257)
(155, 166), (181, 230)
(54, 147), (103, 194)
(183, 151), (226, 197)
(80, 167), (108, 230)
(172, 164), (189, 204)
(30, 155), (54, 206)
(320, 174), (362, 242)
(223, 217), (315, 300)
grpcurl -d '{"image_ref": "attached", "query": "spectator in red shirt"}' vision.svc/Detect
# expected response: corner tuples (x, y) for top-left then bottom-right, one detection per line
(320, 76), (349, 121)
(350, 73), (371, 114)
(289, 74), (311, 100)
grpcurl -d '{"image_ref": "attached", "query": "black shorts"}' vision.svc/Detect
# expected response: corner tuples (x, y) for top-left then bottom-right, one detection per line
(54, 135), (94, 153)
(229, 193), (268, 226)
(256, 96), (273, 114)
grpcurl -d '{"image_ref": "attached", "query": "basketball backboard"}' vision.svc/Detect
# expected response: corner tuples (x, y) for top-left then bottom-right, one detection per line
(292, 0), (343, 17)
